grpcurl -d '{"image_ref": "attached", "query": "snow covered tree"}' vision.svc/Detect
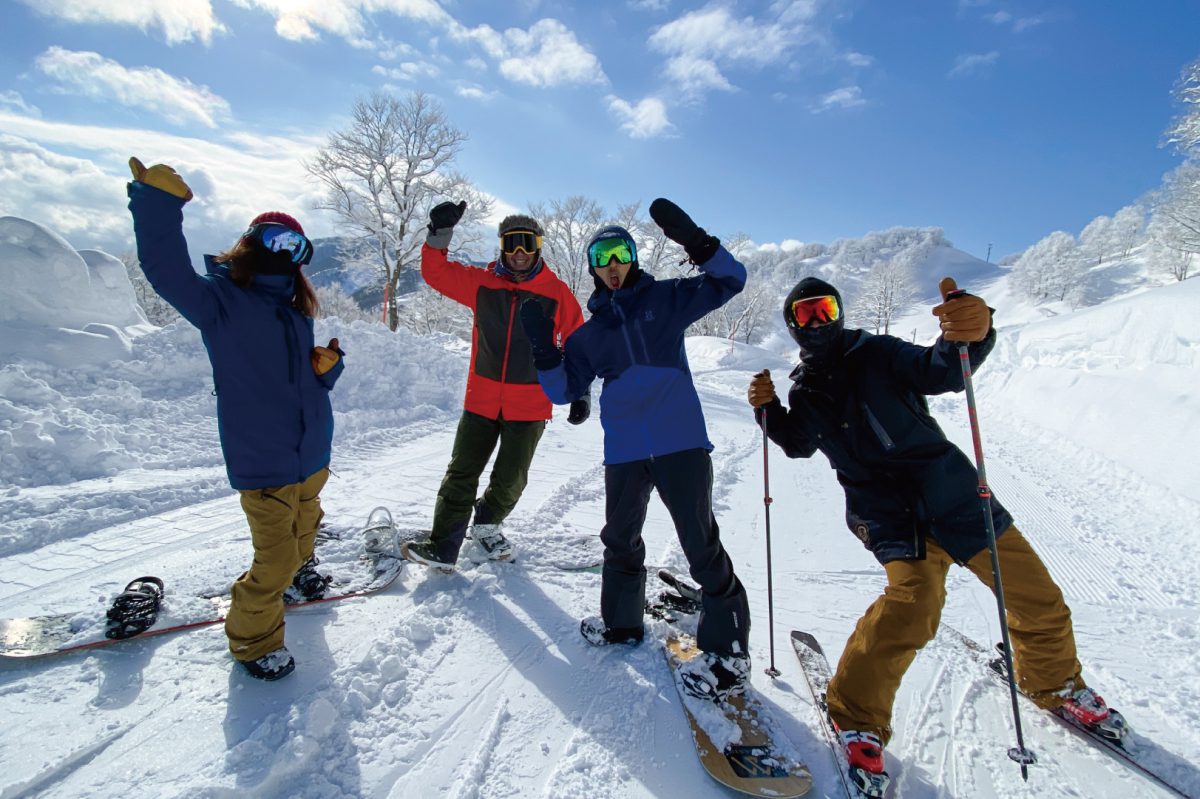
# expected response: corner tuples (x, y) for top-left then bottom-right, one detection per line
(1111, 204), (1147, 259)
(314, 284), (377, 323)
(122, 251), (180, 326)
(1012, 231), (1087, 304)
(1078, 215), (1116, 265)
(854, 257), (916, 334)
(400, 282), (472, 337)
(1164, 56), (1200, 156)
(307, 91), (493, 331)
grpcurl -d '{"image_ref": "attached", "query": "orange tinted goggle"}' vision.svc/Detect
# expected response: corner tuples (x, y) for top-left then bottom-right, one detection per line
(501, 230), (542, 255)
(790, 295), (841, 328)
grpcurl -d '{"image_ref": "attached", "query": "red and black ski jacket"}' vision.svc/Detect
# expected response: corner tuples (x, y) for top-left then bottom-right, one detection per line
(421, 244), (584, 422)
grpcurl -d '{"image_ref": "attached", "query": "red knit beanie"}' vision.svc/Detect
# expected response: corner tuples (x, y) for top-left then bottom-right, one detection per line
(249, 211), (305, 236)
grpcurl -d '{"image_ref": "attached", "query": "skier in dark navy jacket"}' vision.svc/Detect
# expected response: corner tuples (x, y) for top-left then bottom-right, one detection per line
(126, 157), (344, 682)
(520, 198), (753, 703)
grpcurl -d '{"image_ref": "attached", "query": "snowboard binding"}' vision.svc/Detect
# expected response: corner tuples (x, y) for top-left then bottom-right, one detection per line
(104, 576), (164, 639)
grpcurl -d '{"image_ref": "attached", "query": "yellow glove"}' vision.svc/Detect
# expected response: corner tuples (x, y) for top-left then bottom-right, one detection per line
(747, 369), (776, 407)
(128, 157), (193, 202)
(932, 277), (991, 343)
(311, 338), (341, 375)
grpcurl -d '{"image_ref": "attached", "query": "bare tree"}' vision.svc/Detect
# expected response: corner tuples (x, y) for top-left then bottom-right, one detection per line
(402, 282), (473, 337)
(530, 195), (605, 303)
(122, 251), (180, 326)
(307, 91), (492, 331)
(855, 258), (916, 334)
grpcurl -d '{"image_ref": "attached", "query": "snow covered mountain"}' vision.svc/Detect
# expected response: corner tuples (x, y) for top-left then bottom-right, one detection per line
(1, 219), (1197, 798)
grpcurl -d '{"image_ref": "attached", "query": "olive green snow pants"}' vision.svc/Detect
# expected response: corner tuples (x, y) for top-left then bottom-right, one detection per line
(826, 525), (1083, 744)
(428, 411), (546, 561)
(225, 467), (328, 661)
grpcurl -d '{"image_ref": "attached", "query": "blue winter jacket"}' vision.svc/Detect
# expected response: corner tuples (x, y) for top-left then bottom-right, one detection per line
(759, 327), (1012, 565)
(537, 246), (746, 465)
(127, 183), (344, 490)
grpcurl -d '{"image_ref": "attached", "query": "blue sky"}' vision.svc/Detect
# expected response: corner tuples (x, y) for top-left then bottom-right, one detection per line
(0, 0), (1196, 263)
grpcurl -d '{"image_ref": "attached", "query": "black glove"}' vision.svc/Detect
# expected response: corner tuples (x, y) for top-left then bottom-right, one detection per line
(426, 200), (466, 248)
(568, 397), (590, 425)
(519, 298), (562, 370)
(649, 197), (720, 265)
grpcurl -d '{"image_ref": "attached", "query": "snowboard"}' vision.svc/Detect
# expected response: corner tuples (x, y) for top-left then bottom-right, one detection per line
(943, 626), (1194, 799)
(664, 633), (812, 798)
(790, 631), (890, 799)
(0, 506), (407, 660)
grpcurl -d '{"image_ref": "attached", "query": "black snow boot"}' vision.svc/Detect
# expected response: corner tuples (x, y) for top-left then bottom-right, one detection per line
(240, 646), (296, 681)
(580, 615), (644, 646)
(287, 556), (332, 603)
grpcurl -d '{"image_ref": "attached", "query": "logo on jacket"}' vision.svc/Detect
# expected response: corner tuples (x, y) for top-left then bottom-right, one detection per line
(644, 309), (655, 322)
(853, 522), (870, 544)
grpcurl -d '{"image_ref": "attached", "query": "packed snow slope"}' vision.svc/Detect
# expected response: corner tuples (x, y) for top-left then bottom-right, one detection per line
(1, 257), (1198, 797)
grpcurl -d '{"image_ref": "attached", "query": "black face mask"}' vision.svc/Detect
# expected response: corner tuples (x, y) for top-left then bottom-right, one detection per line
(254, 247), (299, 276)
(793, 318), (846, 369)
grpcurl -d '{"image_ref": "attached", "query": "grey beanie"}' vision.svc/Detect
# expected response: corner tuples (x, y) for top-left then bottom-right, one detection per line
(498, 214), (544, 237)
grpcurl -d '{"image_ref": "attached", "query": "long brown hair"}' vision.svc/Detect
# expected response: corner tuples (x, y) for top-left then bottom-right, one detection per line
(213, 237), (320, 318)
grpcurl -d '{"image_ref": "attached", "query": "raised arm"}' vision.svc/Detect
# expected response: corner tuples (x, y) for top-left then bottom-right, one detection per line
(126, 157), (219, 329)
(648, 197), (746, 326)
(420, 200), (481, 307)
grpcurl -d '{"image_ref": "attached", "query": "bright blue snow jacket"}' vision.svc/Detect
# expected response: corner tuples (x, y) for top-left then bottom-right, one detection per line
(127, 182), (343, 490)
(537, 246), (746, 465)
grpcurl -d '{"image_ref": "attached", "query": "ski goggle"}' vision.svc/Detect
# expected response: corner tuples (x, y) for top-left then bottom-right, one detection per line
(500, 230), (542, 255)
(246, 223), (313, 266)
(789, 295), (841, 328)
(587, 237), (636, 268)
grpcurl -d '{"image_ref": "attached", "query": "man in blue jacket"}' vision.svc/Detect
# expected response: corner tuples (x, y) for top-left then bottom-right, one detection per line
(520, 198), (752, 703)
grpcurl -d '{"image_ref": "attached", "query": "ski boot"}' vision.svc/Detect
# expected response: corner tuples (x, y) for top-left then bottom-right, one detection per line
(104, 576), (165, 639)
(1059, 684), (1130, 742)
(837, 728), (891, 798)
(401, 540), (456, 574)
(240, 646), (295, 681)
(677, 648), (751, 703)
(580, 616), (644, 646)
(284, 555), (332, 603)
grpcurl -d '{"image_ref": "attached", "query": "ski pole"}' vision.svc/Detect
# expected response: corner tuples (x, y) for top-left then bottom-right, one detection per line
(759, 413), (781, 679)
(947, 292), (1037, 778)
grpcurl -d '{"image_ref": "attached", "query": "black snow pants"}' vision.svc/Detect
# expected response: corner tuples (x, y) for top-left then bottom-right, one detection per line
(600, 448), (750, 656)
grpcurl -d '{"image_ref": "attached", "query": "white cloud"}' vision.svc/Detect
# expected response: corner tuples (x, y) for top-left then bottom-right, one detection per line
(949, 51), (999, 78)
(987, 10), (1012, 24)
(35, 47), (232, 129)
(628, 0), (669, 10)
(18, 0), (225, 45)
(812, 85), (865, 113)
(231, 0), (451, 44)
(455, 83), (498, 103)
(457, 19), (606, 88)
(843, 51), (874, 67)
(0, 112), (328, 255)
(0, 91), (41, 118)
(647, 4), (816, 98)
(605, 95), (673, 139)
(1012, 15), (1045, 32)
(372, 62), (439, 82)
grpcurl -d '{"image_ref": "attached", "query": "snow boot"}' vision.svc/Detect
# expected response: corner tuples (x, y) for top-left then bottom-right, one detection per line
(469, 522), (514, 562)
(104, 576), (164, 639)
(240, 646), (295, 681)
(837, 728), (891, 798)
(677, 649), (750, 703)
(1059, 685), (1129, 741)
(580, 616), (644, 646)
(401, 540), (456, 574)
(284, 556), (331, 603)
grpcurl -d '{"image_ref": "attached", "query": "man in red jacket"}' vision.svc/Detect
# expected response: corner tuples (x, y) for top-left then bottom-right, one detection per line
(402, 202), (586, 572)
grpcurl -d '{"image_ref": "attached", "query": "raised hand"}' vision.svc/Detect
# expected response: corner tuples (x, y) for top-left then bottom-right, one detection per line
(649, 197), (719, 265)
(128, 157), (193, 202)
(426, 200), (467, 248)
(932, 277), (991, 343)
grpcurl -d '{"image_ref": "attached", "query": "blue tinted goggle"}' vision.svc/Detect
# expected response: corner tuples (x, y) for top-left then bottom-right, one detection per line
(246, 223), (313, 266)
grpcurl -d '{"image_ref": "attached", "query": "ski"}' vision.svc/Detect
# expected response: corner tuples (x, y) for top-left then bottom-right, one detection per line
(1, 507), (406, 660)
(943, 626), (1193, 799)
(664, 633), (812, 797)
(790, 631), (890, 799)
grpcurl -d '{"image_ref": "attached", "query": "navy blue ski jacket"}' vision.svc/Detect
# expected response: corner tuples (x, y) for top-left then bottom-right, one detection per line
(127, 182), (343, 490)
(759, 327), (1012, 565)
(537, 246), (746, 465)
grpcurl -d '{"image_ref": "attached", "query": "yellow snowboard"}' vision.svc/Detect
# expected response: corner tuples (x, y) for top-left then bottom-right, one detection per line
(664, 635), (812, 798)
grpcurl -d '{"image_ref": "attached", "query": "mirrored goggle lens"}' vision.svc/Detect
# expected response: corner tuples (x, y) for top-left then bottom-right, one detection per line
(501, 231), (541, 255)
(252, 224), (313, 265)
(790, 295), (841, 327)
(587, 237), (635, 268)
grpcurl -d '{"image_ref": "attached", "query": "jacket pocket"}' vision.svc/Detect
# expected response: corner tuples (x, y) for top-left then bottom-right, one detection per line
(862, 404), (895, 451)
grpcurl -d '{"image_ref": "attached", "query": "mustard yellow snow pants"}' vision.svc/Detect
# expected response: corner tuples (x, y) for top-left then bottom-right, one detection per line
(225, 467), (329, 661)
(826, 525), (1083, 744)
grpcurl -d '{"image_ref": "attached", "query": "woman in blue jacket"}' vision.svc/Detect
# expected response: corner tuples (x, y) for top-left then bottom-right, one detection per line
(126, 158), (344, 681)
(521, 198), (752, 703)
